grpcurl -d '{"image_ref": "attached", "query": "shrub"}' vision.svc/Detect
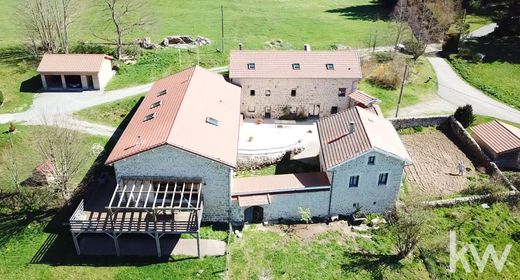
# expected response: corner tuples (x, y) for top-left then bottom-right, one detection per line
(8, 122), (16, 133)
(374, 52), (393, 63)
(442, 33), (460, 54)
(298, 207), (312, 224)
(0, 90), (3, 106)
(454, 104), (475, 128)
(367, 64), (401, 89)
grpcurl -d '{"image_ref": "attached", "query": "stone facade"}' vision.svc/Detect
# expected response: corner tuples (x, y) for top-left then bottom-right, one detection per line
(112, 145), (232, 221)
(231, 78), (359, 118)
(328, 150), (406, 215)
(230, 190), (330, 223)
(389, 115), (450, 130)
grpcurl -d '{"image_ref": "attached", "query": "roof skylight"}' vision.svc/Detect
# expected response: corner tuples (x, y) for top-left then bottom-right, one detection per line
(206, 116), (220, 126)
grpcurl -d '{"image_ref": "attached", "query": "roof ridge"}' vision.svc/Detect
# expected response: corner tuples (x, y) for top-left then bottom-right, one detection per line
(496, 120), (520, 140)
(165, 66), (197, 143)
(355, 107), (373, 149)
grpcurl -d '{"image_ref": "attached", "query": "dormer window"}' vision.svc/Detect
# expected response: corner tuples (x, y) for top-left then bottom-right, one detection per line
(326, 64), (334, 70)
(247, 63), (256, 70)
(157, 89), (167, 97)
(150, 101), (161, 109)
(206, 116), (219, 126)
(143, 113), (155, 122)
(292, 63), (300, 70)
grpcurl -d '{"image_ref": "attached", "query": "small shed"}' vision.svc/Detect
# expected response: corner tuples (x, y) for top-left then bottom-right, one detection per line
(471, 120), (520, 170)
(32, 160), (56, 185)
(37, 54), (113, 91)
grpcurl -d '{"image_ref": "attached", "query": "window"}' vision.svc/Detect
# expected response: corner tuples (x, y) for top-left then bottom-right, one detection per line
(326, 63), (334, 70)
(248, 106), (255, 113)
(143, 113), (155, 122)
(265, 89), (271, 96)
(247, 63), (256, 70)
(157, 89), (167, 97)
(378, 173), (389, 186)
(368, 156), (376, 165)
(353, 202), (360, 208)
(373, 201), (377, 205)
(206, 116), (219, 126)
(291, 89), (297, 96)
(349, 175), (359, 188)
(150, 101), (161, 109)
(250, 90), (255, 96)
(338, 88), (347, 97)
(292, 63), (300, 70)
(330, 106), (338, 114)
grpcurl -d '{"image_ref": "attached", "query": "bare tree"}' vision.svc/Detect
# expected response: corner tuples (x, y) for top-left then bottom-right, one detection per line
(98, 0), (150, 59)
(3, 133), (22, 194)
(19, 0), (81, 53)
(392, 0), (407, 48)
(35, 118), (85, 203)
(390, 198), (429, 259)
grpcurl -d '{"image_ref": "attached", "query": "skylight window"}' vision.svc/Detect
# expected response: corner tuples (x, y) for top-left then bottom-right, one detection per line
(157, 89), (167, 97)
(292, 63), (300, 70)
(326, 64), (334, 70)
(150, 101), (161, 109)
(247, 63), (256, 70)
(143, 113), (155, 122)
(206, 116), (219, 126)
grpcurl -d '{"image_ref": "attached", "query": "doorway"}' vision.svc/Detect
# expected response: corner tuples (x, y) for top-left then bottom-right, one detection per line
(244, 206), (264, 223)
(86, 75), (94, 89)
(264, 106), (271, 119)
(309, 104), (320, 117)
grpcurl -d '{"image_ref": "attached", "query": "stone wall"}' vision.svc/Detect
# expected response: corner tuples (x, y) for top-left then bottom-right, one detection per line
(113, 145), (233, 221)
(231, 77), (359, 118)
(389, 115), (450, 130)
(330, 150), (406, 215)
(230, 189), (330, 223)
(448, 117), (517, 191)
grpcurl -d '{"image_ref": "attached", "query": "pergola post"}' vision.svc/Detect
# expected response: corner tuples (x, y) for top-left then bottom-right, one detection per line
(154, 232), (161, 257)
(71, 232), (81, 255)
(60, 75), (67, 89)
(108, 233), (121, 257)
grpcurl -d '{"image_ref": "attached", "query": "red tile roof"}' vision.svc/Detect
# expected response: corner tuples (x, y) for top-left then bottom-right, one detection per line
(349, 90), (379, 107)
(232, 172), (330, 195)
(471, 120), (520, 156)
(106, 66), (241, 167)
(237, 194), (271, 207)
(317, 106), (411, 170)
(229, 50), (362, 79)
(37, 53), (112, 73)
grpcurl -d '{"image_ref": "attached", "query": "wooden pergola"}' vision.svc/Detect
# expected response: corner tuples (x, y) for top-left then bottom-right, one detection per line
(70, 177), (204, 257)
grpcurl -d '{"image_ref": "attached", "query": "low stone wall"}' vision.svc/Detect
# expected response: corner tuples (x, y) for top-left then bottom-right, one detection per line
(425, 191), (520, 208)
(389, 115), (450, 130)
(448, 116), (517, 191)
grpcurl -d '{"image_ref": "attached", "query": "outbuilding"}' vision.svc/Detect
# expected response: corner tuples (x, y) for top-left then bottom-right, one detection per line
(37, 54), (113, 91)
(471, 120), (520, 170)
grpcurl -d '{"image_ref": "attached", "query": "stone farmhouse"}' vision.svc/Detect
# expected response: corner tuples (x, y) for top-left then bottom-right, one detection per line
(37, 53), (113, 91)
(229, 49), (363, 119)
(471, 120), (520, 170)
(68, 65), (411, 256)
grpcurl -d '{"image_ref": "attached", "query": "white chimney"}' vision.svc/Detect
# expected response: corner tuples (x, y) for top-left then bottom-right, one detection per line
(304, 44), (311, 51)
(349, 121), (355, 134)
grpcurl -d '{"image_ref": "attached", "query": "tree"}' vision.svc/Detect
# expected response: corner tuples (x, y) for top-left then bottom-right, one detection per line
(454, 104), (475, 128)
(3, 133), (22, 194)
(35, 118), (85, 203)
(390, 199), (429, 259)
(98, 0), (150, 59)
(19, 0), (81, 53)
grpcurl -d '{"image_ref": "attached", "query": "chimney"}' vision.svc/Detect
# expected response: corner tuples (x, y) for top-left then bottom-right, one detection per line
(349, 121), (355, 134)
(239, 43), (243, 51)
(136, 135), (142, 147)
(304, 44), (311, 51)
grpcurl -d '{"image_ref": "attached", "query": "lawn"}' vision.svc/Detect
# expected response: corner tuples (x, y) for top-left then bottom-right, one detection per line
(465, 15), (493, 33)
(448, 35), (520, 109)
(359, 56), (438, 117)
(230, 202), (520, 279)
(0, 0), (401, 96)
(74, 94), (145, 127)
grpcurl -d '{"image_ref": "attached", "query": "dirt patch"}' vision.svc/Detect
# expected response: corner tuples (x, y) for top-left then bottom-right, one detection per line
(256, 221), (352, 242)
(402, 130), (485, 196)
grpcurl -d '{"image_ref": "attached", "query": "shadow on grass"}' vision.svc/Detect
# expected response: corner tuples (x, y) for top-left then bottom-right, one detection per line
(325, 4), (390, 22)
(463, 35), (520, 64)
(342, 251), (402, 280)
(19, 74), (42, 93)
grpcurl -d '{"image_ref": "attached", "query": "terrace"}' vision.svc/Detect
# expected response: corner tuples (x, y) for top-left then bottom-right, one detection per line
(69, 177), (203, 257)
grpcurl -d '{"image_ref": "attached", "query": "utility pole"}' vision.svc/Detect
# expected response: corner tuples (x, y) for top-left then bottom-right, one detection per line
(395, 64), (409, 118)
(221, 5), (225, 52)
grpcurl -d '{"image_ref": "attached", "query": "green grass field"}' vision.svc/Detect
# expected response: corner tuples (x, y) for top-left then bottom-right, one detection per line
(231, 202), (520, 279)
(359, 57), (438, 116)
(74, 94), (145, 127)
